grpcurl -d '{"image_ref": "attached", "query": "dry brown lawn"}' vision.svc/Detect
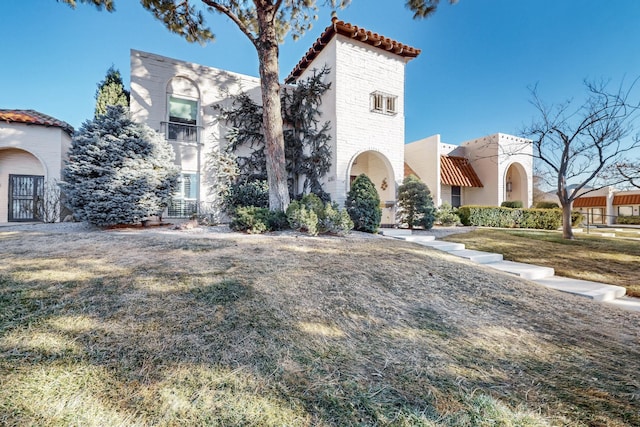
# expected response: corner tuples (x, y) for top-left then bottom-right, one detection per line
(0, 224), (639, 426)
(441, 228), (640, 297)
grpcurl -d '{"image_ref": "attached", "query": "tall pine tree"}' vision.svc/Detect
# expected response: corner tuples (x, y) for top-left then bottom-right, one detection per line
(62, 106), (179, 226)
(95, 66), (130, 117)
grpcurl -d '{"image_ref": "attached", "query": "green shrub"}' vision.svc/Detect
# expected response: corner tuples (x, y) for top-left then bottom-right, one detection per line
(224, 180), (269, 211)
(536, 201), (560, 209)
(436, 203), (461, 226)
(458, 205), (562, 230)
(230, 206), (289, 234)
(501, 200), (523, 208)
(286, 201), (319, 236)
(286, 195), (353, 236)
(346, 174), (381, 233)
(230, 206), (270, 234)
(320, 202), (354, 236)
(397, 174), (435, 229)
(616, 215), (640, 225)
(571, 210), (585, 227)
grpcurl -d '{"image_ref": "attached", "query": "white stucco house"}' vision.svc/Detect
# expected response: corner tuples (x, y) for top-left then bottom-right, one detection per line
(130, 17), (534, 225)
(0, 110), (73, 223)
(0, 18), (537, 225)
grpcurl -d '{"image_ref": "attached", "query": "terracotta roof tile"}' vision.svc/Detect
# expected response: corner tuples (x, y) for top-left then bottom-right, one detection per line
(286, 17), (421, 83)
(613, 194), (640, 205)
(573, 196), (607, 207)
(0, 109), (73, 135)
(404, 162), (419, 178)
(440, 156), (483, 187)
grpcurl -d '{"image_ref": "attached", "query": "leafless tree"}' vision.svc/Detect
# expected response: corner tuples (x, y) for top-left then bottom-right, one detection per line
(522, 79), (640, 239)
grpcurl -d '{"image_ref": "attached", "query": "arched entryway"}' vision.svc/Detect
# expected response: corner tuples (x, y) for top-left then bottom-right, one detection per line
(0, 148), (46, 222)
(348, 150), (396, 226)
(504, 162), (528, 206)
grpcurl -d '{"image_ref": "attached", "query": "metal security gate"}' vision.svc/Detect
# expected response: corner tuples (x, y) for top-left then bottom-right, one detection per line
(8, 175), (44, 222)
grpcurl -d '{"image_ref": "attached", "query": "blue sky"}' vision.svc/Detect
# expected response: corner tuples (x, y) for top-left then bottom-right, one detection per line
(2, 1), (640, 145)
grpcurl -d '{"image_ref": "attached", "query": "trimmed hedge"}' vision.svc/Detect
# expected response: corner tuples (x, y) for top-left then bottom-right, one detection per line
(501, 200), (523, 208)
(536, 201), (560, 209)
(458, 206), (562, 230)
(617, 215), (640, 225)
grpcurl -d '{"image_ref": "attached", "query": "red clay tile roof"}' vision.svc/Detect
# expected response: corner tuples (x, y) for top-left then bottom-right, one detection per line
(613, 194), (640, 205)
(404, 162), (419, 178)
(573, 196), (607, 207)
(285, 17), (421, 83)
(0, 109), (73, 135)
(440, 156), (483, 187)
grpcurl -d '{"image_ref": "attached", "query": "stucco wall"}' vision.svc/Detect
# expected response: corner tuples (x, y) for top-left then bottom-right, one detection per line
(331, 36), (408, 206)
(405, 135), (442, 205)
(0, 123), (70, 222)
(130, 49), (261, 207)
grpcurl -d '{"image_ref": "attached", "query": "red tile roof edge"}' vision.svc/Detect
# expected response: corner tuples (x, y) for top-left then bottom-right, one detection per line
(0, 109), (74, 135)
(285, 17), (421, 83)
(613, 194), (640, 205)
(440, 155), (483, 188)
(404, 162), (419, 178)
(572, 196), (607, 208)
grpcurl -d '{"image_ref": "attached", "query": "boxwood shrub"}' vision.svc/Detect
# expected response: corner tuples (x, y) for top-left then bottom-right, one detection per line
(617, 215), (640, 225)
(458, 205), (562, 230)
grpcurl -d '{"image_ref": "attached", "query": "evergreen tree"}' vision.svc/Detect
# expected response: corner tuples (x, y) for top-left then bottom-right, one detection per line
(221, 68), (332, 201)
(397, 174), (435, 229)
(62, 105), (179, 226)
(346, 174), (381, 233)
(95, 66), (130, 117)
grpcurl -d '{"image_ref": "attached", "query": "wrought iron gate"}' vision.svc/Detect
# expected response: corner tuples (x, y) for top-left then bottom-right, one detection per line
(8, 174), (44, 222)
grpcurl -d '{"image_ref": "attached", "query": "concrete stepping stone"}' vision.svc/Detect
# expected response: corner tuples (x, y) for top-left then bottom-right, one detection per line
(533, 277), (626, 302)
(379, 229), (412, 237)
(484, 260), (554, 280)
(448, 249), (503, 264)
(412, 240), (465, 251)
(397, 235), (436, 243)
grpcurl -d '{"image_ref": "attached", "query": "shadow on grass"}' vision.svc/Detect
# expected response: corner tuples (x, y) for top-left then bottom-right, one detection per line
(0, 230), (638, 426)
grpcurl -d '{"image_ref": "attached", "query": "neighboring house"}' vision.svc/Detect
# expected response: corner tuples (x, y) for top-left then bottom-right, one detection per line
(0, 110), (73, 223)
(405, 133), (533, 208)
(573, 187), (640, 225)
(131, 17), (534, 225)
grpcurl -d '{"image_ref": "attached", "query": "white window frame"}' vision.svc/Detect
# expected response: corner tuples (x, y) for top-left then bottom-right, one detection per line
(165, 95), (199, 143)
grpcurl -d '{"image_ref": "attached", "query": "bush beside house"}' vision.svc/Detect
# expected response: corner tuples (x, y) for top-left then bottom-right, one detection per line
(346, 174), (381, 233)
(61, 106), (179, 227)
(396, 174), (435, 230)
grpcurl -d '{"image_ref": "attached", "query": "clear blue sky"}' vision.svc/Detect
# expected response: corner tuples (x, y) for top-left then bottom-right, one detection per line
(2, 1), (640, 145)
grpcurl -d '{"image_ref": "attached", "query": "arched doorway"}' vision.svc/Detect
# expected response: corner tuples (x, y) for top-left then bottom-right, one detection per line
(348, 150), (396, 226)
(0, 148), (46, 222)
(504, 162), (528, 206)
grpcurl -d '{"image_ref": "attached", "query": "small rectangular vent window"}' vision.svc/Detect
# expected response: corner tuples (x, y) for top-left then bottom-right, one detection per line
(370, 91), (398, 115)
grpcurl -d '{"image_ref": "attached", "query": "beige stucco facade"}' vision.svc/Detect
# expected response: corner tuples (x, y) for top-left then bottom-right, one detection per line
(406, 132), (533, 208)
(0, 120), (71, 223)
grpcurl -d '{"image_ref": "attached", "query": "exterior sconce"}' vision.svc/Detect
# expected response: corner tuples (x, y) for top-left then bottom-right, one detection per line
(381, 178), (388, 190)
(506, 181), (512, 193)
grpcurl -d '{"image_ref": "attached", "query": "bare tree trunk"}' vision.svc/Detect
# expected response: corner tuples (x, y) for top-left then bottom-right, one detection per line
(255, 6), (290, 212)
(561, 202), (574, 239)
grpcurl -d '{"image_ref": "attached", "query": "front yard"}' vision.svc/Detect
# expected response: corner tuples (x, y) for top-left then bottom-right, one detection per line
(0, 224), (639, 426)
(441, 228), (640, 297)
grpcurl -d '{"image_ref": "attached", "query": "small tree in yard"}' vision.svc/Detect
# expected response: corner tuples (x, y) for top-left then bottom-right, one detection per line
(61, 106), (179, 227)
(397, 174), (435, 229)
(346, 174), (381, 233)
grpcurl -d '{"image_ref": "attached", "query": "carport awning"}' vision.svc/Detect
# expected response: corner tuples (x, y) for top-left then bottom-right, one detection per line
(573, 196), (606, 207)
(440, 156), (483, 187)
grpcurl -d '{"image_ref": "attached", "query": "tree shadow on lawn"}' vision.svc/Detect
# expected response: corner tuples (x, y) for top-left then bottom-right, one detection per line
(0, 232), (639, 426)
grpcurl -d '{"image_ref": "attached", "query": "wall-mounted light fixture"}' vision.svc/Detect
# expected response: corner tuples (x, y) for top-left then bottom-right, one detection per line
(506, 180), (513, 193)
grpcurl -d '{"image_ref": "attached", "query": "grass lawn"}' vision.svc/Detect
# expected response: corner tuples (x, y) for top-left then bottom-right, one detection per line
(441, 228), (640, 297)
(1, 225), (639, 426)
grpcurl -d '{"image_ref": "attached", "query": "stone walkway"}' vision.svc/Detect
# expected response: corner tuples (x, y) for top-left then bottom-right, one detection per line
(382, 229), (640, 313)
